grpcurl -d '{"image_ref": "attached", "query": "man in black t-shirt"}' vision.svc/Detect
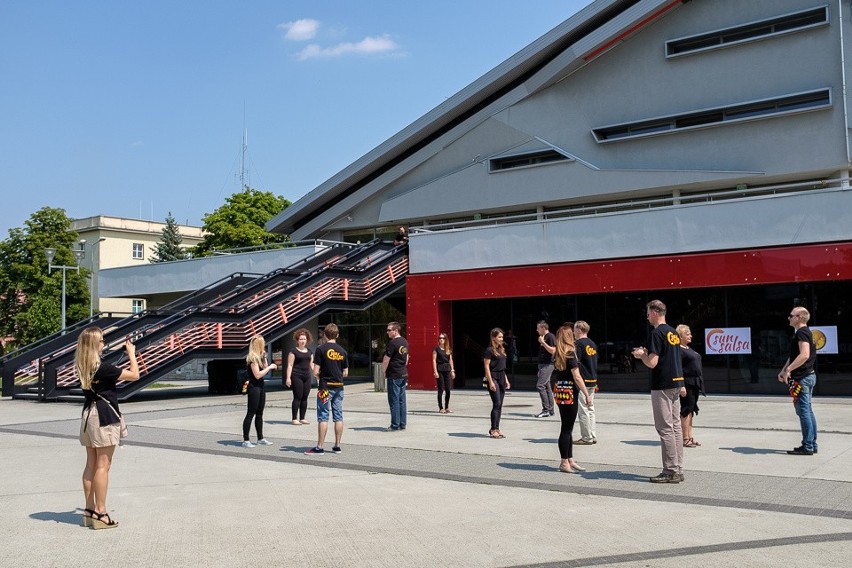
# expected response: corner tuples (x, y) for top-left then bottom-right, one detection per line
(573, 321), (599, 445)
(383, 321), (409, 431)
(534, 321), (556, 418)
(306, 324), (348, 455)
(633, 300), (685, 484)
(777, 307), (818, 455)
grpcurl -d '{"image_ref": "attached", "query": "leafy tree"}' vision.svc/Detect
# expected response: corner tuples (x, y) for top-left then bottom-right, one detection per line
(150, 211), (189, 263)
(0, 207), (89, 347)
(193, 187), (291, 256)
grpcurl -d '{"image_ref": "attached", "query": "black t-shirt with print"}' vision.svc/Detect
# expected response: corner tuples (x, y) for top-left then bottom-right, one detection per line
(575, 337), (599, 386)
(384, 336), (409, 378)
(648, 323), (684, 390)
(313, 342), (348, 388)
(789, 327), (817, 379)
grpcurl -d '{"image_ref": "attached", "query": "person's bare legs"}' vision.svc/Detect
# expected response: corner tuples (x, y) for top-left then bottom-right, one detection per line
(93, 446), (116, 514)
(682, 413), (693, 443)
(334, 421), (344, 446)
(317, 421), (328, 448)
(82, 446), (97, 519)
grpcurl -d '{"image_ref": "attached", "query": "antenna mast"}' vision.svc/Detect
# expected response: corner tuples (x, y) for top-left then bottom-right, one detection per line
(240, 104), (249, 190)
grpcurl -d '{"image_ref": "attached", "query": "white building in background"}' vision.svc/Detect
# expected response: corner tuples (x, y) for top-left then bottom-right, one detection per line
(70, 215), (204, 316)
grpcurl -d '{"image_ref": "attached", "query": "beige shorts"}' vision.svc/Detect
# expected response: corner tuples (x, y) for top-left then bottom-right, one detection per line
(79, 406), (120, 448)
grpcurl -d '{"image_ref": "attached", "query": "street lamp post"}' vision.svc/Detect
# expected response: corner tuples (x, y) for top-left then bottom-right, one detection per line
(45, 246), (85, 333)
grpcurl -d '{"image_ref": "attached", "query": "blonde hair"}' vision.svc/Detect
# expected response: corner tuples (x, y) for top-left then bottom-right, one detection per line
(794, 307), (811, 323)
(676, 324), (691, 338)
(574, 320), (590, 335)
(489, 328), (506, 357)
(553, 324), (576, 372)
(75, 327), (103, 390)
(246, 335), (266, 367)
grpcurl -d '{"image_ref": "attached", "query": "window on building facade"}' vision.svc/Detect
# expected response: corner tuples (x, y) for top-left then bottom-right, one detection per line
(592, 89), (831, 142)
(489, 150), (570, 172)
(666, 6), (829, 57)
(131, 299), (145, 314)
(132, 243), (144, 260)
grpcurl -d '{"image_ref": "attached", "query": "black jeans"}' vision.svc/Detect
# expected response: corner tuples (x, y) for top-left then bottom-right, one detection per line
(243, 384), (266, 441)
(291, 375), (311, 421)
(436, 371), (452, 410)
(488, 372), (506, 430)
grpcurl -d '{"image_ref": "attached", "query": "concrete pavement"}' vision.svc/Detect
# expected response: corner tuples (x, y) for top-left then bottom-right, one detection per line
(2, 384), (851, 567)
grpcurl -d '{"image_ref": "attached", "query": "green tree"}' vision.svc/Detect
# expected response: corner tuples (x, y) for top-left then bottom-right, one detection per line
(193, 187), (291, 256)
(150, 211), (189, 263)
(0, 207), (90, 347)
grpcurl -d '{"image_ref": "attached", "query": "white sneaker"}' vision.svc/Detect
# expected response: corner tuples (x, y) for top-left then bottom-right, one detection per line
(241, 440), (255, 448)
(256, 438), (273, 446)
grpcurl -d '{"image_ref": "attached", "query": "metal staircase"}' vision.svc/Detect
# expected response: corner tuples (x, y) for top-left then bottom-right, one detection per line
(1, 239), (408, 401)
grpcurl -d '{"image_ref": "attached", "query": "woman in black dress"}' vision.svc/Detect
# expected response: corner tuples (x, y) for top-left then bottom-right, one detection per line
(77, 326), (140, 529)
(432, 332), (455, 413)
(677, 324), (705, 448)
(286, 328), (314, 425)
(483, 328), (511, 438)
(552, 323), (592, 473)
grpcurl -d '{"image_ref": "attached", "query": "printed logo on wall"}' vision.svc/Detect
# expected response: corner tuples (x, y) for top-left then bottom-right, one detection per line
(811, 326), (838, 354)
(705, 327), (752, 355)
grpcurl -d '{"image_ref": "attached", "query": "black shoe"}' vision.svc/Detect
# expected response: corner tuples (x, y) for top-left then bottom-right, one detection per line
(649, 473), (680, 484)
(792, 445), (818, 454)
(384, 427), (399, 432)
(787, 447), (814, 455)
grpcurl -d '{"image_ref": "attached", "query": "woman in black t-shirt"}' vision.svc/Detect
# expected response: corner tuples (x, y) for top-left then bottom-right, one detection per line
(286, 328), (314, 425)
(552, 324), (592, 474)
(77, 326), (140, 529)
(242, 335), (277, 448)
(484, 328), (511, 438)
(677, 325), (705, 448)
(432, 332), (455, 413)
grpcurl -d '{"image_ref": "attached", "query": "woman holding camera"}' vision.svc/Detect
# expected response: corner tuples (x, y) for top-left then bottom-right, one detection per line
(77, 327), (140, 529)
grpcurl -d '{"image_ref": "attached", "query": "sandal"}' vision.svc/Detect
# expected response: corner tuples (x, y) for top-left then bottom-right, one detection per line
(82, 508), (95, 527)
(684, 438), (699, 448)
(489, 429), (504, 439)
(445, 409), (453, 413)
(90, 511), (119, 530)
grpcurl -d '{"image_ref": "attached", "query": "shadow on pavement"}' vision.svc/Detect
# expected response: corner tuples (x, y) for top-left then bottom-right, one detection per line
(448, 432), (491, 438)
(621, 440), (660, 446)
(217, 440), (246, 447)
(30, 510), (83, 526)
(496, 462), (555, 472)
(523, 438), (557, 444)
(579, 470), (650, 482)
(720, 446), (789, 455)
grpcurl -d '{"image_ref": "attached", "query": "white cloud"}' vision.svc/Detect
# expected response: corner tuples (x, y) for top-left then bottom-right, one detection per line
(297, 34), (400, 60)
(278, 19), (319, 41)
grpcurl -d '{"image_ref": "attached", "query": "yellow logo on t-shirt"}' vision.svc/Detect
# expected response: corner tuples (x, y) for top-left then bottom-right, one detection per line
(326, 349), (345, 361)
(585, 345), (597, 357)
(398, 346), (408, 356)
(667, 332), (681, 346)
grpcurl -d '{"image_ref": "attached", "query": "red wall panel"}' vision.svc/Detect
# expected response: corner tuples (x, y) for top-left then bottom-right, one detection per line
(405, 242), (852, 389)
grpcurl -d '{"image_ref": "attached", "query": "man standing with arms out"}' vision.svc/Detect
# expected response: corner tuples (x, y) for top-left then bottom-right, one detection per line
(535, 321), (556, 418)
(573, 321), (599, 445)
(778, 307), (818, 455)
(383, 321), (409, 431)
(632, 300), (685, 483)
(306, 323), (348, 455)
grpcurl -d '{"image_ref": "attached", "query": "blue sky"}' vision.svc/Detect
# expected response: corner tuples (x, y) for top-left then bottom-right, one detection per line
(0, 1), (588, 236)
